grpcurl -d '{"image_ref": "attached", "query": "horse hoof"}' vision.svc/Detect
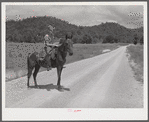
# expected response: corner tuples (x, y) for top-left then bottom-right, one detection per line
(58, 85), (64, 90)
(58, 85), (61, 89)
(58, 86), (64, 92)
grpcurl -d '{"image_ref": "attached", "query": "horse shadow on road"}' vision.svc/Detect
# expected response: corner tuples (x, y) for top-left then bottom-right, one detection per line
(28, 83), (70, 92)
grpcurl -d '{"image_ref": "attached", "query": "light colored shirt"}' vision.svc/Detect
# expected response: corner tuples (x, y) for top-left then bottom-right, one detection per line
(44, 34), (51, 45)
(44, 34), (50, 40)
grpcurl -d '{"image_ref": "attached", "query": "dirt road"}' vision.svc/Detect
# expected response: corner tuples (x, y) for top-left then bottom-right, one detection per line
(6, 46), (143, 108)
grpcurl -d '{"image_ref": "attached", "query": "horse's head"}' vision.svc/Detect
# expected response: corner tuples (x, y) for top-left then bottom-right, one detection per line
(59, 33), (73, 56)
(65, 32), (73, 56)
(65, 38), (73, 56)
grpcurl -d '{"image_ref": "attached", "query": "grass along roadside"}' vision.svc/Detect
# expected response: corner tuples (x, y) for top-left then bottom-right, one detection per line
(126, 44), (143, 82)
(6, 43), (128, 81)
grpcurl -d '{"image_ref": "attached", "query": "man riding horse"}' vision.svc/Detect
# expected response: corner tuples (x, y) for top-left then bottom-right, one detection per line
(43, 25), (72, 71)
(27, 30), (73, 88)
(43, 24), (59, 71)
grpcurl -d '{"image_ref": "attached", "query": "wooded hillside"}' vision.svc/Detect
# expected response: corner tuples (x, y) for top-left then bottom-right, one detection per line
(6, 16), (143, 44)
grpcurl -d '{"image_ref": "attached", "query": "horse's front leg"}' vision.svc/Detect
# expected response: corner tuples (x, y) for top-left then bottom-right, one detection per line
(33, 64), (40, 87)
(57, 66), (63, 87)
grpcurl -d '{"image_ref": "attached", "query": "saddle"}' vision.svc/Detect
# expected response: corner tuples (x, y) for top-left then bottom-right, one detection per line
(38, 43), (64, 63)
(38, 47), (57, 61)
(50, 48), (63, 62)
(50, 48), (57, 60)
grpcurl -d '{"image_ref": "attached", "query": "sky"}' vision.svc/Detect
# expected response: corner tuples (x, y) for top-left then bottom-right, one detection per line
(6, 4), (144, 29)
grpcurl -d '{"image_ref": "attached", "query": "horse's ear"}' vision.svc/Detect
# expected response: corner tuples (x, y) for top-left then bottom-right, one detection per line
(66, 32), (73, 39)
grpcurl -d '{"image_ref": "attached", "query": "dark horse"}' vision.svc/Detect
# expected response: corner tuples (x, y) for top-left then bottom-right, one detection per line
(27, 35), (73, 89)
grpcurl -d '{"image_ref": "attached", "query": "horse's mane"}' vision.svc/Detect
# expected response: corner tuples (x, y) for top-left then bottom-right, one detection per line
(59, 38), (66, 44)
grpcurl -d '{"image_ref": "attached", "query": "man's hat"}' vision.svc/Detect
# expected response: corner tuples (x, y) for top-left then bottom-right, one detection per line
(48, 24), (55, 31)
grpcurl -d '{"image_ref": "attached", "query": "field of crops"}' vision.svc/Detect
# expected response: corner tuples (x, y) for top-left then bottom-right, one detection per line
(6, 42), (46, 80)
(6, 42), (123, 81)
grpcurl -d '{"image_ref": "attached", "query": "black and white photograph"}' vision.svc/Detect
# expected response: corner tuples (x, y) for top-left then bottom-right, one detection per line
(2, 1), (148, 121)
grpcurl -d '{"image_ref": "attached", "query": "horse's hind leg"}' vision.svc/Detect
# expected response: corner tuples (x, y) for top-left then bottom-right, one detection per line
(27, 67), (34, 87)
(33, 64), (40, 87)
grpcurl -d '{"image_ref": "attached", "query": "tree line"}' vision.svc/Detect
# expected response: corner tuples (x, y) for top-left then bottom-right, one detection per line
(6, 16), (143, 44)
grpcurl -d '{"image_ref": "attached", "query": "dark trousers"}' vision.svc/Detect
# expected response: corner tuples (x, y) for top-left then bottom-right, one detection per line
(44, 46), (51, 68)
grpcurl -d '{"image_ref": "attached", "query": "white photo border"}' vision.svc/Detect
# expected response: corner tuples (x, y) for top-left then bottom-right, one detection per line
(2, 1), (148, 121)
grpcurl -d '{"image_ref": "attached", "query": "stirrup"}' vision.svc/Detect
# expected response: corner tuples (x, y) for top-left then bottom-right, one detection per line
(47, 67), (52, 71)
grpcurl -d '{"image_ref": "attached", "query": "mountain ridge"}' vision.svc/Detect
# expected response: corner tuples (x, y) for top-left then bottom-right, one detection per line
(6, 16), (143, 43)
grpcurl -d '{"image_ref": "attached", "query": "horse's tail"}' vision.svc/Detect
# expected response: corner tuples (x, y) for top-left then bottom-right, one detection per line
(27, 53), (31, 69)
